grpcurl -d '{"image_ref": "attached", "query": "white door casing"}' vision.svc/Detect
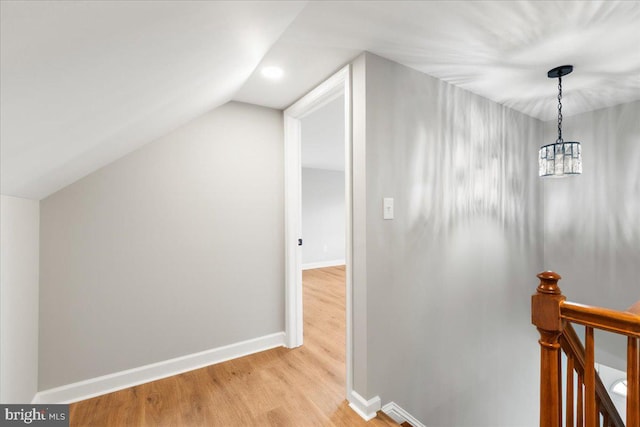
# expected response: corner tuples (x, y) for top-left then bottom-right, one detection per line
(283, 65), (353, 397)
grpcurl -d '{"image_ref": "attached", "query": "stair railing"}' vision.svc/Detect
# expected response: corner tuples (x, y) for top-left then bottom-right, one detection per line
(532, 271), (640, 427)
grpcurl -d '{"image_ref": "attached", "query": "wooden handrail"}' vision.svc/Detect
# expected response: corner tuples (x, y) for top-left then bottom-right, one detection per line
(561, 301), (640, 338)
(532, 271), (639, 427)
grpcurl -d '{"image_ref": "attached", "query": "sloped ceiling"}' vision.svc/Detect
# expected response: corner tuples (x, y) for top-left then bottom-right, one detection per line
(2, 1), (639, 199)
(0, 1), (306, 199)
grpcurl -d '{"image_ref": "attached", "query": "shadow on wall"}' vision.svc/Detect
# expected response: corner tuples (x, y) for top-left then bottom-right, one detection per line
(543, 101), (640, 312)
(406, 76), (539, 249)
(363, 53), (542, 426)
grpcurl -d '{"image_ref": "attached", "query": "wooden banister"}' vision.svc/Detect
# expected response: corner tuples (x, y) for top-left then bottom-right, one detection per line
(560, 323), (625, 427)
(561, 301), (640, 338)
(531, 271), (565, 427)
(532, 271), (639, 427)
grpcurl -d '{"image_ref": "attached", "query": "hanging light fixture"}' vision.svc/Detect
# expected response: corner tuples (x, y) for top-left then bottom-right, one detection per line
(539, 65), (582, 177)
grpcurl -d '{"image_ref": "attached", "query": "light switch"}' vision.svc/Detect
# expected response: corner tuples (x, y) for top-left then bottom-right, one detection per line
(383, 197), (394, 220)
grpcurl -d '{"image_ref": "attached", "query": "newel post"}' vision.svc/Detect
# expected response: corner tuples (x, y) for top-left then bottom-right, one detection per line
(532, 271), (566, 427)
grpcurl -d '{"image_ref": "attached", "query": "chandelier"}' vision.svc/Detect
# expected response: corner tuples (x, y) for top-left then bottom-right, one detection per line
(539, 65), (582, 177)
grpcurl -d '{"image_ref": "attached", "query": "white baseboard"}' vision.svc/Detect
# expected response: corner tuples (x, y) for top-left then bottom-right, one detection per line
(382, 401), (426, 427)
(301, 259), (345, 270)
(32, 332), (285, 404)
(348, 390), (381, 421)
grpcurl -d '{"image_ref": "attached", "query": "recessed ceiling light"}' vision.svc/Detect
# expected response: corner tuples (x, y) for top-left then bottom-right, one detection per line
(261, 66), (283, 80)
(611, 379), (627, 397)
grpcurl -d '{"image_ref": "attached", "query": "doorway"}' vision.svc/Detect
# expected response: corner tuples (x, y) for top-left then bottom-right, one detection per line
(283, 65), (353, 398)
(300, 95), (345, 271)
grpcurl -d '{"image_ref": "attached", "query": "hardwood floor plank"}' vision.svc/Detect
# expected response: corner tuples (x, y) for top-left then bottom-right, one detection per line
(69, 266), (399, 426)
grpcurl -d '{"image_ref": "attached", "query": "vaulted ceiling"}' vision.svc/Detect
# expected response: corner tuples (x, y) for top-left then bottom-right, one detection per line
(2, 1), (639, 199)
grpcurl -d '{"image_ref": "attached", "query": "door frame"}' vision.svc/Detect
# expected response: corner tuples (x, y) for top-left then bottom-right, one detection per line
(283, 64), (353, 396)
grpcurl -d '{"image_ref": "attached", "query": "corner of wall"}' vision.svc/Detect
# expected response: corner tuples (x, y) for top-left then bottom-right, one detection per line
(348, 390), (381, 421)
(0, 195), (40, 404)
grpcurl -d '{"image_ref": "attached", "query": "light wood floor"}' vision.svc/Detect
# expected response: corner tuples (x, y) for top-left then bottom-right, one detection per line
(69, 266), (400, 426)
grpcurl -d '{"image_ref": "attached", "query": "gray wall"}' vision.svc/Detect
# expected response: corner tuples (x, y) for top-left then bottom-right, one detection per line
(39, 101), (284, 390)
(543, 100), (640, 370)
(301, 168), (345, 267)
(0, 195), (40, 403)
(359, 53), (543, 426)
(301, 95), (345, 172)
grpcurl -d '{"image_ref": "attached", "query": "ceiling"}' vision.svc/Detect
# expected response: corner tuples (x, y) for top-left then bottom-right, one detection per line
(0, 1), (305, 199)
(2, 1), (639, 199)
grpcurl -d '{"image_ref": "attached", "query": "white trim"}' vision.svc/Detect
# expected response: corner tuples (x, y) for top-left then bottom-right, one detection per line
(284, 65), (352, 349)
(382, 402), (427, 427)
(32, 332), (285, 404)
(285, 70), (347, 119)
(284, 112), (303, 348)
(283, 63), (354, 412)
(343, 62), (355, 407)
(301, 259), (346, 270)
(348, 390), (381, 421)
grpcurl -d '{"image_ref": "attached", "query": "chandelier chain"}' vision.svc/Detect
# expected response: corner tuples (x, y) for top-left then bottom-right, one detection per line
(557, 76), (563, 143)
